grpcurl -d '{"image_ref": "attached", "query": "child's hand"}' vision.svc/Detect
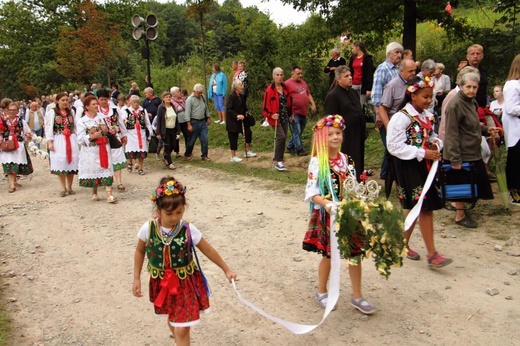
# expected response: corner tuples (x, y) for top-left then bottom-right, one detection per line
(132, 279), (142, 297)
(224, 269), (237, 283)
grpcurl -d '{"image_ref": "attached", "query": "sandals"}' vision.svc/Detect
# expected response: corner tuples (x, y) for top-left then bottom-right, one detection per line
(406, 247), (420, 260)
(117, 184), (126, 191)
(455, 216), (478, 228)
(91, 194), (100, 201)
(15, 182), (22, 187)
(107, 195), (118, 204)
(60, 191), (67, 197)
(184, 156), (192, 161)
(350, 297), (376, 315)
(127, 164), (132, 172)
(8, 187), (16, 193)
(427, 252), (453, 269)
(138, 169), (145, 175)
(315, 291), (337, 310)
(67, 190), (76, 195)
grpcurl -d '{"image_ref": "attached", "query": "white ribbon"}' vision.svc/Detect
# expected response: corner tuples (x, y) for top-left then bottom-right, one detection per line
(404, 157), (440, 232)
(231, 214), (341, 334)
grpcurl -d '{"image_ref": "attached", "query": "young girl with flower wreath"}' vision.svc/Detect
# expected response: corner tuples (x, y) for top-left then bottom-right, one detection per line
(302, 114), (376, 315)
(386, 76), (452, 268)
(133, 176), (237, 345)
(45, 92), (80, 197)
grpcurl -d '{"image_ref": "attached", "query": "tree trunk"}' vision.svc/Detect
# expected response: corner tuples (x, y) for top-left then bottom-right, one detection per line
(403, 0), (416, 55)
(200, 14), (207, 91)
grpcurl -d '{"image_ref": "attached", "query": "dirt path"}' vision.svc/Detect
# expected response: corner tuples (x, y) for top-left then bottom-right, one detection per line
(1, 151), (519, 345)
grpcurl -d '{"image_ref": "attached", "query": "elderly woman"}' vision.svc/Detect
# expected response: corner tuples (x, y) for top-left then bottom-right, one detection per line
(156, 91), (180, 170)
(171, 86), (189, 158)
(262, 67), (292, 171)
(208, 63), (228, 124)
(444, 72), (500, 228)
(45, 92), (80, 197)
(226, 79), (256, 162)
(121, 94), (152, 175)
(0, 99), (33, 193)
(77, 95), (117, 203)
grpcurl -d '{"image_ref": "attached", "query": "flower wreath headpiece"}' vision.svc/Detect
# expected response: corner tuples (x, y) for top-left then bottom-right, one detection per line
(314, 114), (346, 131)
(151, 179), (186, 202)
(406, 76), (435, 94)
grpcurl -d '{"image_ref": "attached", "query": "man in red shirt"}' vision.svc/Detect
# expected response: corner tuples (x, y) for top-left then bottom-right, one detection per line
(285, 66), (317, 156)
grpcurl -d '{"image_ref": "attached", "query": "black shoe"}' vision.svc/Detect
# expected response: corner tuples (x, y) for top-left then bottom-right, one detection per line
(297, 150), (308, 157)
(286, 148), (296, 155)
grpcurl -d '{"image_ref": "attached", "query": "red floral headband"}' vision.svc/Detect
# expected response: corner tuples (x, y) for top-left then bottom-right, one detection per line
(151, 179), (186, 202)
(406, 76), (435, 94)
(314, 114), (346, 131)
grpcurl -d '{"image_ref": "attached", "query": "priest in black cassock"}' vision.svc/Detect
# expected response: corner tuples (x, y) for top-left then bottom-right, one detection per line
(324, 65), (367, 181)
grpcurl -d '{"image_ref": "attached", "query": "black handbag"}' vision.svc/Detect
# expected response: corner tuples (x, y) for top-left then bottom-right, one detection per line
(108, 133), (122, 149)
(245, 112), (255, 127)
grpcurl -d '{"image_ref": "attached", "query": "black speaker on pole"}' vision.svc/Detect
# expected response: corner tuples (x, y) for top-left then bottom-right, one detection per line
(141, 46), (149, 59)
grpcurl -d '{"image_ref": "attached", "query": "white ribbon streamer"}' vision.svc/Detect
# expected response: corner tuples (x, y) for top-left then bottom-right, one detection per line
(231, 214), (341, 334)
(404, 158), (440, 231)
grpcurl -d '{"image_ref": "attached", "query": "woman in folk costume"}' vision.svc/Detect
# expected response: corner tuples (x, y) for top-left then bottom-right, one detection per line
(0, 99), (33, 193)
(122, 95), (152, 175)
(97, 89), (128, 191)
(76, 95), (117, 203)
(45, 92), (79, 197)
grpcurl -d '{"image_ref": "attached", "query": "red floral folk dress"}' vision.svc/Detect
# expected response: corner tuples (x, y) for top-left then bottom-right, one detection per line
(145, 220), (210, 327)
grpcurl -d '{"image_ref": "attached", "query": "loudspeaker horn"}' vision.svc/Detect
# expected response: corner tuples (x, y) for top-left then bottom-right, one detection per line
(131, 14), (145, 28)
(146, 27), (158, 41)
(146, 14), (158, 28)
(132, 27), (144, 40)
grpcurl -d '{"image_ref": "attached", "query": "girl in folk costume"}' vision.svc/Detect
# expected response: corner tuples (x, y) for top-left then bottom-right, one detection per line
(133, 176), (237, 345)
(122, 95), (152, 175)
(45, 92), (80, 197)
(386, 76), (452, 268)
(0, 99), (33, 193)
(97, 89), (128, 191)
(76, 95), (117, 203)
(302, 115), (376, 315)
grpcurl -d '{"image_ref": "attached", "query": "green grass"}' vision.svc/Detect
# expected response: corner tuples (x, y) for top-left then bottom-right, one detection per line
(0, 279), (11, 346)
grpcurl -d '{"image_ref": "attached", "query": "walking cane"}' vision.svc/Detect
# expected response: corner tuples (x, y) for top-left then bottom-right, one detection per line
(272, 118), (278, 170)
(242, 119), (247, 161)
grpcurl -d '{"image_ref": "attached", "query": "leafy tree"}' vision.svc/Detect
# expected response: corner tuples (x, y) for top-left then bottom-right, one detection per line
(55, 0), (123, 85)
(185, 0), (217, 86)
(280, 0), (469, 54)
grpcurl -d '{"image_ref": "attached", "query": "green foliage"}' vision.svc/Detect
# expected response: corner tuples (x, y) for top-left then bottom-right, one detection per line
(337, 197), (405, 279)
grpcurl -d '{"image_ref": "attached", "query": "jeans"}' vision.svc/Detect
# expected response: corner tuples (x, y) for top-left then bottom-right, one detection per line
(287, 114), (307, 152)
(379, 126), (390, 179)
(186, 119), (209, 159)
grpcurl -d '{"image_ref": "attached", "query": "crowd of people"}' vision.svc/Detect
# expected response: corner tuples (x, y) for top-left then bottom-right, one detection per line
(1, 39), (520, 343)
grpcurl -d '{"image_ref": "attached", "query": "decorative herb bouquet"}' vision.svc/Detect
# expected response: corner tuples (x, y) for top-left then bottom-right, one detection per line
(335, 176), (405, 279)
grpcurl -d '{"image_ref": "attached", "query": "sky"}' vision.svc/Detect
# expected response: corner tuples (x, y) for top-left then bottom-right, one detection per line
(238, 0), (312, 26)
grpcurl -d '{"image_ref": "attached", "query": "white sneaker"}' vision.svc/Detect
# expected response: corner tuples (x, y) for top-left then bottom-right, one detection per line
(261, 121), (270, 127)
(244, 151), (257, 158)
(214, 120), (221, 123)
(155, 153), (161, 161)
(275, 163), (287, 171)
(220, 121), (226, 125)
(230, 156), (243, 163)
